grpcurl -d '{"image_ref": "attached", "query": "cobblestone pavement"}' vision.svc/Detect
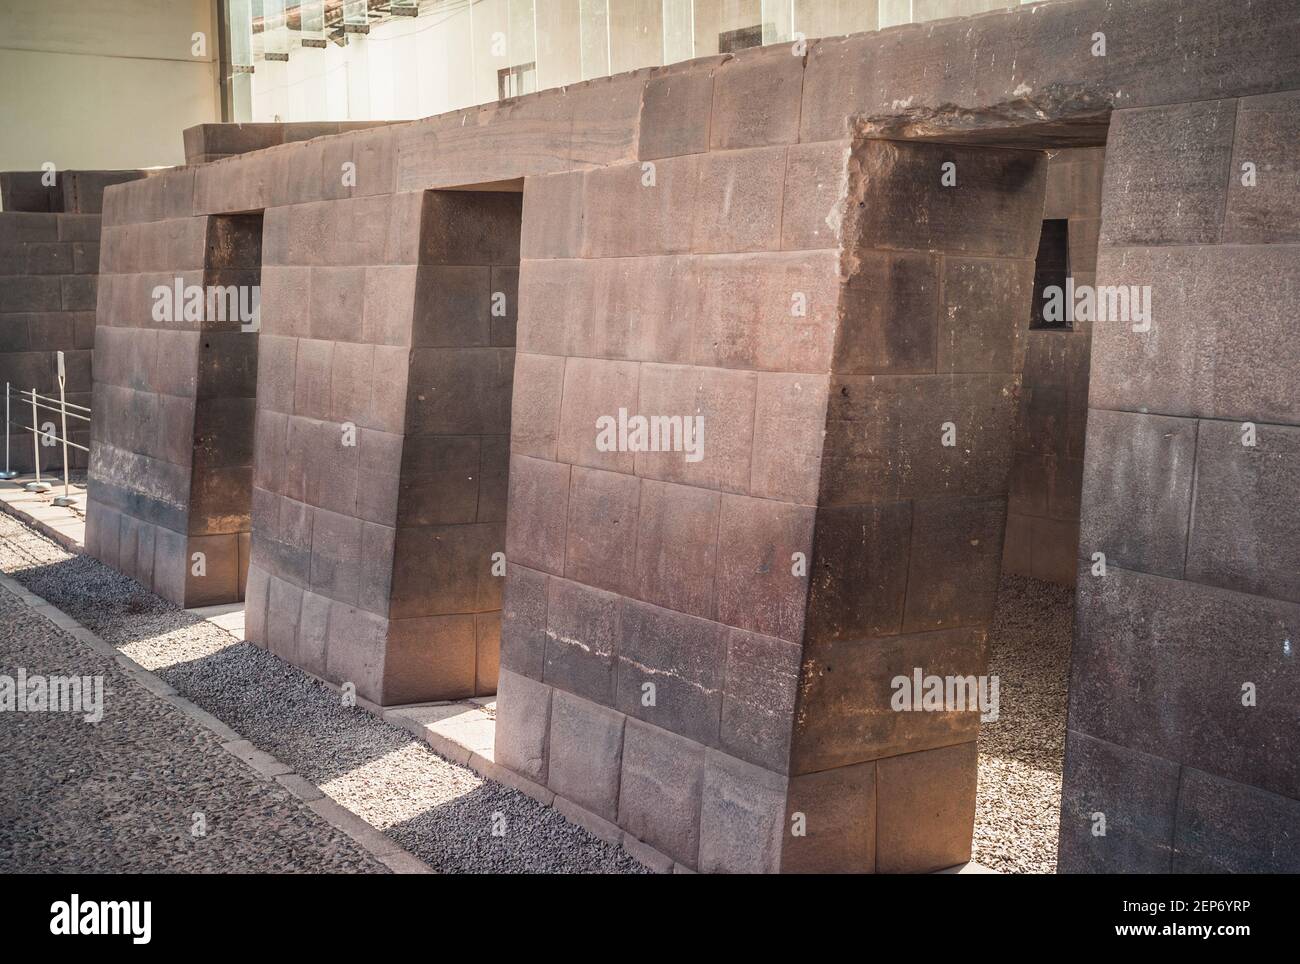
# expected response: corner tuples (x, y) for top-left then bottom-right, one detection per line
(0, 584), (386, 873)
(0, 513), (647, 874)
(973, 574), (1075, 874)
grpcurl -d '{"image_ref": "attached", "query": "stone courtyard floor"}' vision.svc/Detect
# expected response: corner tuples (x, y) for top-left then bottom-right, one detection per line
(973, 574), (1075, 874)
(0, 512), (646, 874)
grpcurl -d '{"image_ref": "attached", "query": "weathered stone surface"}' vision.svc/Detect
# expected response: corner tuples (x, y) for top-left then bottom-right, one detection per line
(782, 761), (876, 874)
(547, 689), (625, 821)
(1089, 244), (1300, 424)
(1173, 767), (1300, 873)
(617, 720), (705, 868)
(494, 669), (552, 783)
(1100, 101), (1236, 246)
(1070, 566), (1300, 800)
(543, 575), (620, 707)
(1226, 90), (1300, 244)
(1057, 730), (1179, 874)
(617, 598), (725, 748)
(794, 627), (987, 774)
(1076, 409), (1196, 579)
(719, 627), (800, 772)
(1186, 419), (1300, 603)
(697, 750), (787, 874)
(876, 742), (978, 874)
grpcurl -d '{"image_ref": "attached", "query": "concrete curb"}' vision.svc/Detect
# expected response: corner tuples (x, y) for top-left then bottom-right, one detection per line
(0, 570), (434, 875)
(295, 665), (679, 873)
(0, 484), (84, 553)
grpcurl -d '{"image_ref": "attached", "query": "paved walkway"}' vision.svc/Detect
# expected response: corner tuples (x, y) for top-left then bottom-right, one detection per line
(0, 512), (647, 874)
(0, 582), (387, 873)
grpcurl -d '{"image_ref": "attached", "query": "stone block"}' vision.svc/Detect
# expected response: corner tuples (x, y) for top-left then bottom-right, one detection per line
(720, 627), (801, 772)
(617, 598), (726, 748)
(411, 264), (492, 347)
(692, 250), (840, 374)
(384, 613), (477, 703)
(876, 742), (978, 874)
(835, 249), (939, 376)
(582, 156), (698, 258)
(475, 611), (500, 694)
(389, 522), (502, 618)
(362, 264), (416, 347)
(709, 44), (804, 150)
(185, 532), (240, 607)
(782, 140), (852, 251)
(505, 454), (569, 575)
(692, 147), (785, 254)
(748, 371), (826, 506)
(1089, 242), (1300, 424)
(544, 575), (620, 707)
(782, 761), (877, 873)
(509, 351), (564, 460)
(794, 626), (987, 774)
(821, 373), (1018, 505)
(938, 257), (1033, 373)
(500, 562), (548, 681)
(617, 719), (705, 868)
(405, 347), (513, 436)
(396, 436), (481, 526)
(1100, 100), (1236, 246)
(715, 494), (814, 643)
(419, 191), (522, 266)
(1186, 419), (1300, 603)
(547, 689), (625, 821)
(1070, 566), (1300, 800)
(1057, 730), (1179, 873)
(563, 466), (639, 598)
(1225, 90), (1300, 244)
(556, 356), (639, 473)
(902, 496), (1006, 633)
(638, 67), (714, 160)
(1173, 767), (1300, 873)
(1076, 409), (1196, 579)
(308, 506), (363, 605)
(805, 501), (911, 645)
(519, 170), (584, 260)
(698, 750), (788, 874)
(494, 668), (553, 783)
(633, 479), (720, 620)
(324, 601), (387, 705)
(635, 363), (755, 494)
(853, 141), (1046, 259)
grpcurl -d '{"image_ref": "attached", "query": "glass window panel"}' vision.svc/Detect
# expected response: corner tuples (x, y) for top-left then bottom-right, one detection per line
(662, 0), (694, 65)
(761, 0), (793, 44)
(609, 0), (663, 73)
(535, 0), (584, 90)
(578, 0), (610, 80)
(793, 0), (877, 39)
(693, 0), (762, 56)
(878, 0), (913, 28)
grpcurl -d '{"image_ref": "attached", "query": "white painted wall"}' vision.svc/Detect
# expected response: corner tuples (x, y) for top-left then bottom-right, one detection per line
(0, 0), (220, 171)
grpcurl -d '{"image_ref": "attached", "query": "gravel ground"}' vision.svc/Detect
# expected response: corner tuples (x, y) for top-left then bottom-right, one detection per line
(0, 513), (647, 874)
(973, 573), (1075, 874)
(0, 585), (386, 873)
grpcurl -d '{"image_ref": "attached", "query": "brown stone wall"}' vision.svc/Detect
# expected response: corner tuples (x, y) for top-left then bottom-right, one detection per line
(86, 0), (1300, 873)
(1002, 147), (1104, 585)
(0, 171), (144, 475)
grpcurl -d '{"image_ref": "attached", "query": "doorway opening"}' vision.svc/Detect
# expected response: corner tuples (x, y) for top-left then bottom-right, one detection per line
(978, 145), (1106, 872)
(186, 211), (263, 607)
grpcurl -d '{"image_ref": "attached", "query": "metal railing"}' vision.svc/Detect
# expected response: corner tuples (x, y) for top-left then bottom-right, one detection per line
(2, 350), (89, 508)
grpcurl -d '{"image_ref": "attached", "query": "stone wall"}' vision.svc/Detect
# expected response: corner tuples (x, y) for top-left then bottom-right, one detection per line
(87, 0), (1300, 873)
(1058, 89), (1300, 873)
(1002, 147), (1104, 585)
(0, 171), (144, 475)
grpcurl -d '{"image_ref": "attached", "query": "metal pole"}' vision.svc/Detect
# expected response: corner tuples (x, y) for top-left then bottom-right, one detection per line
(0, 382), (15, 479)
(53, 352), (74, 507)
(25, 388), (50, 493)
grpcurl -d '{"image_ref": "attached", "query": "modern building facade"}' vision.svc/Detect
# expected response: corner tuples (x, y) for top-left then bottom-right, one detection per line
(73, 0), (1300, 873)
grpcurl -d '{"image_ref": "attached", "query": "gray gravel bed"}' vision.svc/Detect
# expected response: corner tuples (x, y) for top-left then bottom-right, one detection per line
(0, 586), (386, 873)
(973, 573), (1074, 874)
(0, 514), (647, 874)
